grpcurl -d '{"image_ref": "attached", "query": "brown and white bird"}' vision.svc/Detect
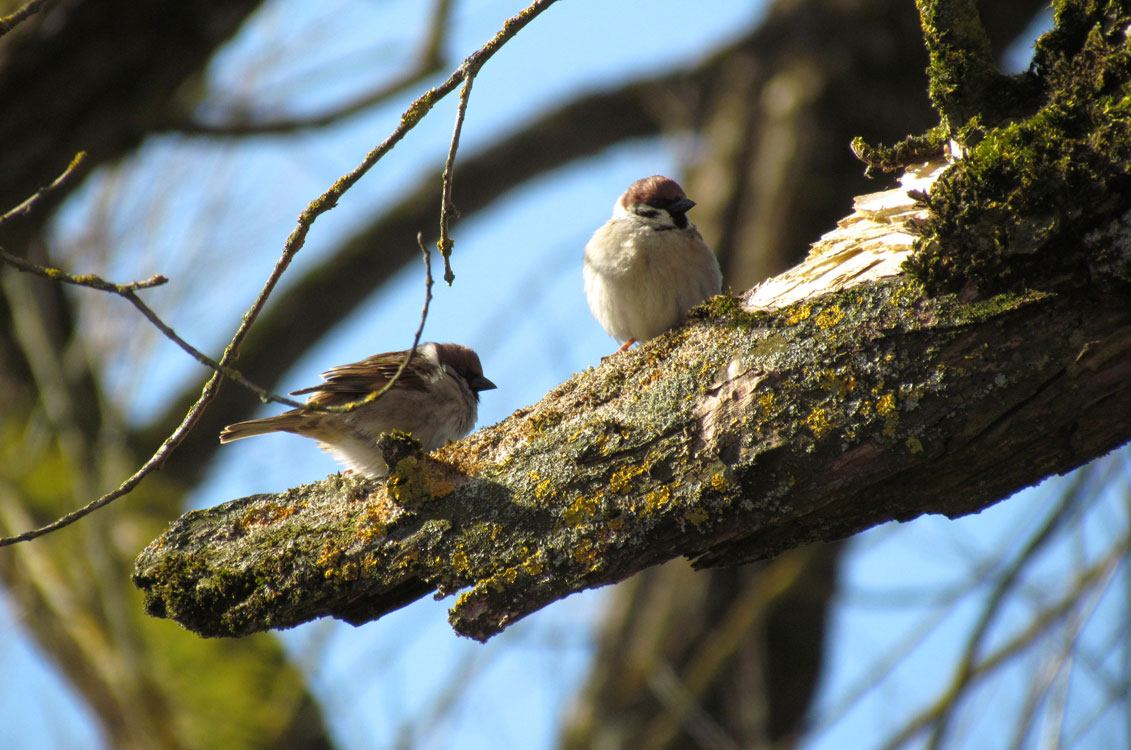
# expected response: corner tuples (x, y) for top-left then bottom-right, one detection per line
(219, 342), (496, 478)
(583, 175), (722, 352)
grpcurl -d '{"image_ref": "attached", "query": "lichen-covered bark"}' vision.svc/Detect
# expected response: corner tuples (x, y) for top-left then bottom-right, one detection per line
(134, 269), (1131, 641)
(132, 0), (1131, 645)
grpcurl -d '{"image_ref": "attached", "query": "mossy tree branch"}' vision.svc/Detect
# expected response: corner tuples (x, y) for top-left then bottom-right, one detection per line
(134, 1), (1131, 643)
(134, 183), (1131, 640)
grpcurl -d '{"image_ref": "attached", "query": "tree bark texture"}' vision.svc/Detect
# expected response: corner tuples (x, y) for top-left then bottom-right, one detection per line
(133, 164), (1131, 641)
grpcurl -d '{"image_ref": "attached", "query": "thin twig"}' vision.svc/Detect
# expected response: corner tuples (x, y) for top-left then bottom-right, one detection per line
(0, 373), (221, 547)
(320, 233), (435, 415)
(438, 72), (474, 285)
(0, 151), (86, 227)
(0, 0), (47, 39)
(925, 476), (1085, 749)
(0, 247), (308, 411)
(223, 0), (559, 377)
(877, 531), (1126, 750)
(0, 247), (166, 292)
(0, 0), (559, 546)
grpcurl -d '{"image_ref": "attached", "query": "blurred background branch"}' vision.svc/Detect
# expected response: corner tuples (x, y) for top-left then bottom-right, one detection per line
(1, 1), (1126, 749)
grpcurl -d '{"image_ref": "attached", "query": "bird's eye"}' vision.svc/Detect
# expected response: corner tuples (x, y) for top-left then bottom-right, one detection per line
(635, 208), (660, 219)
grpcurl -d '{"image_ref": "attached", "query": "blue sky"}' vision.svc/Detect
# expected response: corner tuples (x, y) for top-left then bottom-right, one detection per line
(8, 1), (1128, 749)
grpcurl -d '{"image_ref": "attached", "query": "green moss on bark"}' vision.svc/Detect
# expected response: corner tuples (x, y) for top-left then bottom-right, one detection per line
(906, 0), (1131, 293)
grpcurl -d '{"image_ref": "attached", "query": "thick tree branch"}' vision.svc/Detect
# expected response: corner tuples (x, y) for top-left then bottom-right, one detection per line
(134, 164), (1131, 640)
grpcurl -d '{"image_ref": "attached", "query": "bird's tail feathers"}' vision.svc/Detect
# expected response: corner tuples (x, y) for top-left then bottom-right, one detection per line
(219, 414), (304, 443)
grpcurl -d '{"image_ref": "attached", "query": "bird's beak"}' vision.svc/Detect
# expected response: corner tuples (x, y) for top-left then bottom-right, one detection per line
(670, 197), (696, 214)
(471, 376), (497, 392)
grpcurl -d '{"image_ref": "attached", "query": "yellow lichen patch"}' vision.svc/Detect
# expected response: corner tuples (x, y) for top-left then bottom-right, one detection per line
(606, 516), (625, 531)
(815, 305), (845, 329)
(451, 549), (472, 576)
(317, 543), (342, 572)
(875, 392), (900, 437)
(563, 494), (600, 526)
(709, 472), (732, 492)
(356, 517), (388, 544)
(609, 463), (647, 494)
(237, 503), (297, 530)
(521, 553), (544, 577)
(787, 303), (813, 325)
(806, 406), (832, 438)
(758, 391), (776, 413)
(356, 491), (399, 541)
(453, 588), (474, 610)
(882, 409), (899, 438)
(820, 370), (856, 398)
(360, 552), (380, 577)
(317, 543), (359, 581)
(645, 486), (671, 512)
(906, 436), (924, 454)
(387, 457), (429, 507)
(572, 538), (597, 566)
(883, 414), (899, 438)
(534, 478), (553, 500)
(527, 410), (563, 435)
(428, 477), (455, 498)
(684, 507), (710, 527)
(466, 521), (503, 544)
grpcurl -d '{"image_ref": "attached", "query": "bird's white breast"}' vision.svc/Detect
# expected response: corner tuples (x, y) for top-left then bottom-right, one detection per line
(584, 219), (720, 343)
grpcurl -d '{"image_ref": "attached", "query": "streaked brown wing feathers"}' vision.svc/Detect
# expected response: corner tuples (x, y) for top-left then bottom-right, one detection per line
(289, 351), (430, 399)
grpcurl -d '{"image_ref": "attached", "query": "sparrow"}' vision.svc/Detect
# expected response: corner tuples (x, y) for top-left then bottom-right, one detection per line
(219, 342), (496, 478)
(583, 175), (722, 353)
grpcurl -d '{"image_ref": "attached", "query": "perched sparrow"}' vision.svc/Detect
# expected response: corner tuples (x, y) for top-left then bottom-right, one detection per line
(219, 342), (496, 478)
(584, 175), (722, 352)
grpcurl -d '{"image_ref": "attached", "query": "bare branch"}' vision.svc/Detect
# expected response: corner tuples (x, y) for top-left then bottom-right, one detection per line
(317, 233), (436, 416)
(438, 73), (474, 285)
(0, 0), (48, 39)
(0, 364), (222, 546)
(877, 537), (1127, 750)
(131, 166), (1131, 638)
(224, 0), (561, 382)
(0, 245), (310, 413)
(0, 151), (86, 227)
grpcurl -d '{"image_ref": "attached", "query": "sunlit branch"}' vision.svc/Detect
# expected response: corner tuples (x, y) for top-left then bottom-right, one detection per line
(0, 151), (86, 227)
(0, 0), (47, 39)
(438, 72), (474, 285)
(318, 233), (436, 416)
